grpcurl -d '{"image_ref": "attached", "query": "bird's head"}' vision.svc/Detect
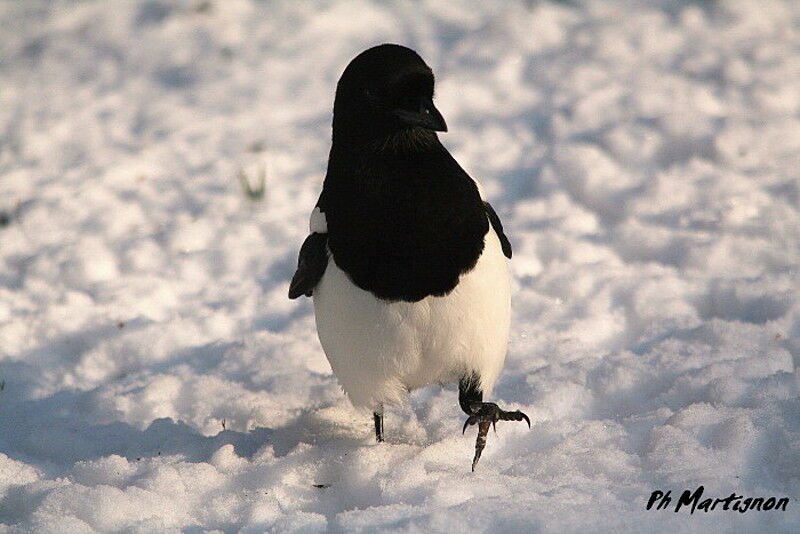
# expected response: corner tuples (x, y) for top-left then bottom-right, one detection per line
(332, 44), (448, 146)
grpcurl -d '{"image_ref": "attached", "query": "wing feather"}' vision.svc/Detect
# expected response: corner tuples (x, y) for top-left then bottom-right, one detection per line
(288, 232), (329, 299)
(483, 202), (512, 259)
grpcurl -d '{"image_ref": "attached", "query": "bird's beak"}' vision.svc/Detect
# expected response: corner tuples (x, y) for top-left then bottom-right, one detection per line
(393, 97), (448, 132)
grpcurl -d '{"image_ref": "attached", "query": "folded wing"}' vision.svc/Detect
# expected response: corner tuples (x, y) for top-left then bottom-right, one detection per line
(288, 232), (329, 299)
(483, 202), (512, 259)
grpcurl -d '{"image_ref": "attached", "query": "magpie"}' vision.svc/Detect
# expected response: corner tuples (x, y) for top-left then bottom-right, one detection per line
(289, 44), (529, 470)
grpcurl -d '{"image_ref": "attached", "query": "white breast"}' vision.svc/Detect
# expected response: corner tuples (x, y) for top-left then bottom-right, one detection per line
(312, 225), (511, 410)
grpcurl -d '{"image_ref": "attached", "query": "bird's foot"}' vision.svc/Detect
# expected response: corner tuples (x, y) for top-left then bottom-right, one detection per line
(462, 402), (530, 471)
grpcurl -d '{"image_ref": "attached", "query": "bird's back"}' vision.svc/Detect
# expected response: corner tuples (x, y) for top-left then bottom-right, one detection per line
(322, 135), (489, 303)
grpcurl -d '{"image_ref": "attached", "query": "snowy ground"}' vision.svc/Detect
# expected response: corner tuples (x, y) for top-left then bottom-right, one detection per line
(1, 0), (799, 532)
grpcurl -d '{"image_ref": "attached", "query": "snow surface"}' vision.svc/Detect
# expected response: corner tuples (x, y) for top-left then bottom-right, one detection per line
(1, 0), (799, 532)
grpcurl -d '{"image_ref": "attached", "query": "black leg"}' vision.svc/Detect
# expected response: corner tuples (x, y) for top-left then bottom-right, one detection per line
(373, 407), (384, 442)
(459, 373), (531, 471)
(459, 373), (483, 415)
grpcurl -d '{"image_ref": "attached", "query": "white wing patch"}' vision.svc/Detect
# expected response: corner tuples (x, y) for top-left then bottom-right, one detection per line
(309, 206), (328, 233)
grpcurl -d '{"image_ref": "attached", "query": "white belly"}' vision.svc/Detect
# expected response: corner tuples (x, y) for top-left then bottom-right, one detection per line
(313, 228), (511, 410)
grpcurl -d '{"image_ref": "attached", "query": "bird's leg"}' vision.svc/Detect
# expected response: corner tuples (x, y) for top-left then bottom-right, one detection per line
(373, 405), (384, 442)
(459, 374), (530, 471)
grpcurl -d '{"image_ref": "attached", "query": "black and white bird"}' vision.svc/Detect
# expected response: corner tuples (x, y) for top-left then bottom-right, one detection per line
(289, 44), (529, 470)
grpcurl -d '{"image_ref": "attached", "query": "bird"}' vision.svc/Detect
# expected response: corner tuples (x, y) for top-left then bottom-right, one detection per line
(289, 43), (529, 470)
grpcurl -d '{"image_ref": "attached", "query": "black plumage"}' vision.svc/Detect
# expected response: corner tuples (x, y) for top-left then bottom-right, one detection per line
(290, 44), (511, 303)
(288, 232), (328, 299)
(484, 201), (512, 259)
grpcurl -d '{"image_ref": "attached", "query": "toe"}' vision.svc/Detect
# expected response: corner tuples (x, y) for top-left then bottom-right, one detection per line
(520, 411), (531, 428)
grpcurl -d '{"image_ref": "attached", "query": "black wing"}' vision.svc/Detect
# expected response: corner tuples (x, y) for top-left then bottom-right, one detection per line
(483, 202), (512, 259)
(288, 232), (329, 299)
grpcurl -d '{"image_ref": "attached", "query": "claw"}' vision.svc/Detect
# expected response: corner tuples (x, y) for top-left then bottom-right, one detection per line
(520, 411), (531, 428)
(461, 402), (531, 470)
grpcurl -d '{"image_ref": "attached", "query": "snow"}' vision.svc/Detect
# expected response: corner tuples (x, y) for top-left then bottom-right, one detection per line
(1, 0), (799, 531)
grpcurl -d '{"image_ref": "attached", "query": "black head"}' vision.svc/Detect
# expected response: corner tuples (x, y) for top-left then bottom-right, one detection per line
(332, 44), (447, 146)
